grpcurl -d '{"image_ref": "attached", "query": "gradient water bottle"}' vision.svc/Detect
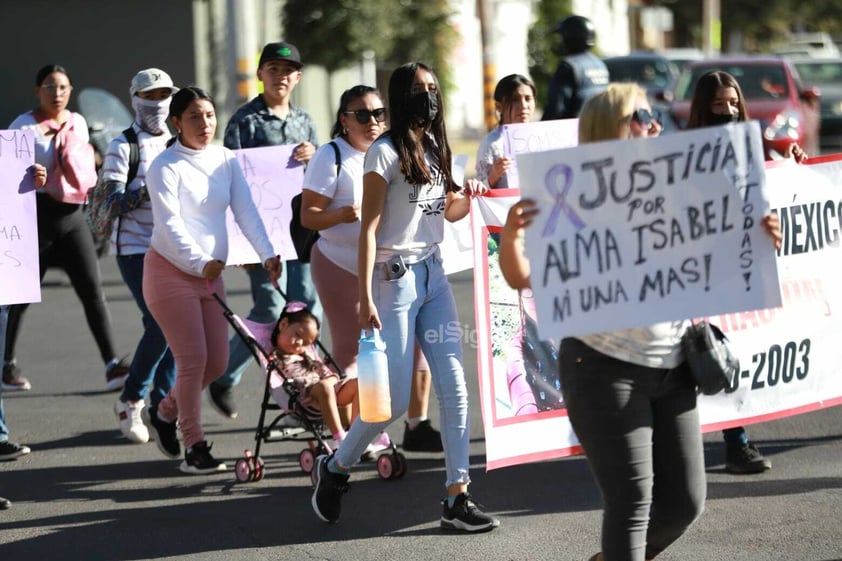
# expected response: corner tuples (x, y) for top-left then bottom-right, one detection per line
(357, 328), (391, 422)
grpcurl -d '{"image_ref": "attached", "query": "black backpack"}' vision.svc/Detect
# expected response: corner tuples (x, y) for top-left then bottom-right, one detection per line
(289, 141), (340, 263)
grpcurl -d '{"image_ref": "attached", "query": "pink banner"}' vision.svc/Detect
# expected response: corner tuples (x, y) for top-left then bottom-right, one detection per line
(227, 144), (302, 265)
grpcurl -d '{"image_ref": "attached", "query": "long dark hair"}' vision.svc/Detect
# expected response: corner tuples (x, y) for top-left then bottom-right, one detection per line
(494, 74), (536, 126)
(330, 85), (382, 139)
(687, 70), (749, 129)
(271, 302), (320, 349)
(35, 64), (69, 86)
(166, 86), (215, 147)
(385, 62), (457, 192)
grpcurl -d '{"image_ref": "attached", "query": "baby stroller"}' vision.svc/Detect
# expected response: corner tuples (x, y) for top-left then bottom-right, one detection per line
(211, 291), (407, 483)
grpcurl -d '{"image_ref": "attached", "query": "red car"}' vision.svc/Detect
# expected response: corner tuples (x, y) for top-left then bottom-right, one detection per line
(668, 56), (821, 158)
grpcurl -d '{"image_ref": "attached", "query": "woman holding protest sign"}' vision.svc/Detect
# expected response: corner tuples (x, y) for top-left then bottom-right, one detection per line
(475, 74), (537, 190)
(687, 69), (805, 475)
(301, 85), (443, 453)
(310, 63), (498, 532)
(499, 82), (784, 561)
(5, 64), (130, 394)
(141, 86), (281, 475)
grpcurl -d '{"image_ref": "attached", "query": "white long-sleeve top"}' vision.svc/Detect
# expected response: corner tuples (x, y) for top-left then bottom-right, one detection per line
(146, 138), (276, 277)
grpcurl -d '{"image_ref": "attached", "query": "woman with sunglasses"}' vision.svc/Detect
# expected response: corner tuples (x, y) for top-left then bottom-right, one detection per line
(310, 63), (498, 532)
(301, 86), (443, 454)
(502, 83), (726, 560)
(5, 64), (130, 393)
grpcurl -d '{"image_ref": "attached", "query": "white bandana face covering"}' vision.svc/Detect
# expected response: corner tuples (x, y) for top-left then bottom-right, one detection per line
(132, 96), (171, 134)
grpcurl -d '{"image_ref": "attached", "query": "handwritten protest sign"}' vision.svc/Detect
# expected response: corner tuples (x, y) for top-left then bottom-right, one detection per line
(0, 129), (41, 305)
(227, 144), (302, 265)
(517, 121), (782, 340)
(501, 119), (578, 187)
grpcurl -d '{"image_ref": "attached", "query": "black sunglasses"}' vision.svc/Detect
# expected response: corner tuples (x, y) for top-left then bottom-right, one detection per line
(343, 108), (387, 124)
(630, 108), (662, 127)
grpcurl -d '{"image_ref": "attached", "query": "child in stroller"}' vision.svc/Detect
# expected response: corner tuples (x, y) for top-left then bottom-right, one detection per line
(218, 296), (404, 483)
(269, 302), (360, 450)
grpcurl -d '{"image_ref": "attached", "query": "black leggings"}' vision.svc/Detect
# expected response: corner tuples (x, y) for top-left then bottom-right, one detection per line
(4, 194), (116, 364)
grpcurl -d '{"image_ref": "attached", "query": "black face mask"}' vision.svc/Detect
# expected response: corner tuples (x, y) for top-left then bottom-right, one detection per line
(708, 112), (739, 125)
(408, 91), (439, 123)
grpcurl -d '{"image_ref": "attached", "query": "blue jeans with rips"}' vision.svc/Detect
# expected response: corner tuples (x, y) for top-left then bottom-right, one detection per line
(117, 253), (176, 407)
(214, 259), (321, 388)
(335, 248), (471, 488)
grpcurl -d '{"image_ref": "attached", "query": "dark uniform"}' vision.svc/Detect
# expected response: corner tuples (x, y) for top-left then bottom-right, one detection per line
(544, 51), (609, 120)
(542, 15), (609, 121)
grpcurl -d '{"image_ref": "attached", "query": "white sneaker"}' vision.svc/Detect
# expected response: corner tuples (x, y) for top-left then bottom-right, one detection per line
(114, 399), (150, 444)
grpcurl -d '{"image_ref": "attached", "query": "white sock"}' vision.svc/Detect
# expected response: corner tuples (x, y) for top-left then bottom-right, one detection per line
(407, 416), (426, 430)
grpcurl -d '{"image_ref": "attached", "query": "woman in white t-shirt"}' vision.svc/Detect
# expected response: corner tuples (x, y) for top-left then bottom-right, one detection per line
(5, 64), (129, 394)
(301, 85), (443, 453)
(310, 63), (499, 533)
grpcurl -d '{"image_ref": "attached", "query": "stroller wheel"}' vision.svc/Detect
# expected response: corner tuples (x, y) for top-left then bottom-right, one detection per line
(299, 448), (316, 474)
(253, 456), (265, 482)
(235, 458), (253, 482)
(393, 452), (407, 479)
(377, 453), (396, 480)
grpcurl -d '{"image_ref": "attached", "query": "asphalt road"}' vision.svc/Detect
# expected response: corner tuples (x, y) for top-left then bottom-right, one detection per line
(1, 258), (841, 561)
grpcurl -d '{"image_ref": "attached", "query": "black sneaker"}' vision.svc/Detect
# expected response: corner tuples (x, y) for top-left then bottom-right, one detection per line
(209, 382), (238, 419)
(142, 404), (180, 459)
(311, 454), (350, 524)
(725, 443), (772, 474)
(402, 420), (444, 452)
(2, 361), (31, 392)
(0, 497), (10, 510)
(441, 492), (500, 533)
(0, 440), (31, 461)
(180, 441), (227, 475)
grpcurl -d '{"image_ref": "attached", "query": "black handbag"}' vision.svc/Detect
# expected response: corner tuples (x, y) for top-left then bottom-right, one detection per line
(681, 320), (739, 395)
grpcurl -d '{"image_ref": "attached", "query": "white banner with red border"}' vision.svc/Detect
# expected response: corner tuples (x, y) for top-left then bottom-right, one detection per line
(472, 151), (842, 470)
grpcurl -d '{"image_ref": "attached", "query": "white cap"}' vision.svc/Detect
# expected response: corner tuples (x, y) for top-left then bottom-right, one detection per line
(130, 68), (178, 96)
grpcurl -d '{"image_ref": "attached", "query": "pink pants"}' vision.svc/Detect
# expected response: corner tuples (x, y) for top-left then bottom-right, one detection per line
(142, 249), (229, 448)
(310, 243), (428, 377)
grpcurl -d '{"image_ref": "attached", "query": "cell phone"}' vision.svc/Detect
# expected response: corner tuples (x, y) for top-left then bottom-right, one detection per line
(384, 254), (407, 280)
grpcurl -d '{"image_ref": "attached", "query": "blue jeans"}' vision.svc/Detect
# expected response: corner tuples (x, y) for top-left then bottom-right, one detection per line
(722, 426), (749, 446)
(215, 259), (321, 388)
(116, 253), (176, 406)
(335, 248), (470, 487)
(0, 306), (9, 442)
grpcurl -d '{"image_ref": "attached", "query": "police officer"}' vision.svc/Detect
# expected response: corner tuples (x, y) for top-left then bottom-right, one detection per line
(543, 15), (609, 120)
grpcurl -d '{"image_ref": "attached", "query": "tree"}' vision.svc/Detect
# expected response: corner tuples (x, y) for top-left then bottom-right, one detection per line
(381, 0), (459, 93)
(281, 0), (396, 73)
(527, 0), (572, 111)
(282, 0), (459, 95)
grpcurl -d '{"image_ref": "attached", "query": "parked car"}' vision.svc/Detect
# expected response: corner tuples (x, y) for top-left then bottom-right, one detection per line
(661, 48), (704, 73)
(603, 52), (680, 130)
(773, 32), (841, 59)
(603, 52), (679, 97)
(791, 58), (842, 150)
(668, 56), (821, 158)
